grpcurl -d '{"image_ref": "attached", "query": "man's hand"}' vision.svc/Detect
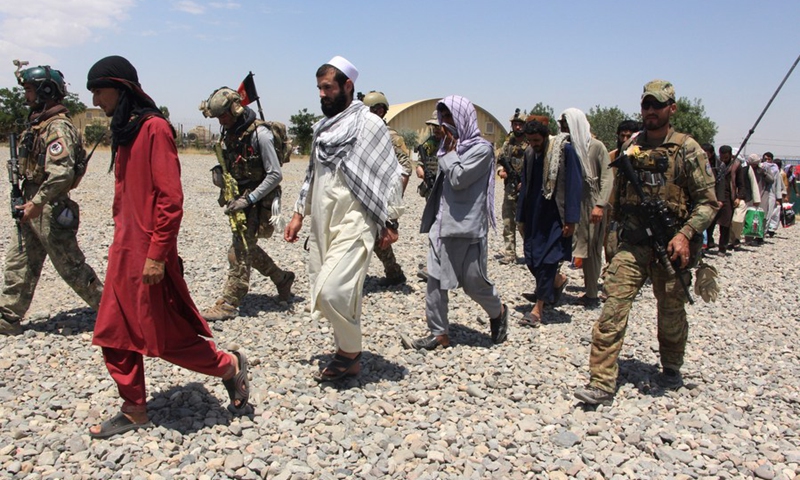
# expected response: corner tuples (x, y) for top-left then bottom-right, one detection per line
(498, 169), (508, 179)
(284, 213), (303, 243)
(142, 258), (165, 285)
(733, 198), (741, 208)
(18, 201), (44, 222)
(667, 232), (691, 269)
(416, 165), (425, 179)
(224, 196), (250, 214)
(590, 206), (604, 224)
(562, 223), (575, 237)
(378, 227), (398, 250)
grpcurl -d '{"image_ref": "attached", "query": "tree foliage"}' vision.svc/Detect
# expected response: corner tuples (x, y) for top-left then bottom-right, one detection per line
(671, 97), (717, 145)
(289, 108), (322, 155)
(398, 129), (419, 151)
(84, 122), (109, 146)
(528, 102), (558, 135)
(159, 105), (170, 119)
(586, 105), (633, 151)
(62, 92), (87, 116)
(0, 87), (28, 136)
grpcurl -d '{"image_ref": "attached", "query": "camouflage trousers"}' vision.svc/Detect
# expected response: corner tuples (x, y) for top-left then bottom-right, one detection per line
(588, 242), (691, 393)
(501, 192), (520, 259)
(374, 242), (403, 279)
(222, 209), (286, 306)
(0, 198), (103, 322)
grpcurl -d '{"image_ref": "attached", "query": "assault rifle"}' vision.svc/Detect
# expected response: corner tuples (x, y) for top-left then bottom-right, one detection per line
(497, 155), (520, 190)
(7, 134), (23, 253)
(213, 143), (248, 251)
(610, 153), (694, 304)
(416, 143), (437, 197)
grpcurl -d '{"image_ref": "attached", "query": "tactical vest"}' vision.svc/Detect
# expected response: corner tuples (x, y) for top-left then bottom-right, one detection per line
(223, 121), (267, 185)
(19, 114), (82, 186)
(616, 132), (692, 228)
(502, 134), (527, 173)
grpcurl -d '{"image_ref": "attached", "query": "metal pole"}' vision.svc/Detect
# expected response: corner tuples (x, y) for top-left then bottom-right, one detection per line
(735, 53), (800, 158)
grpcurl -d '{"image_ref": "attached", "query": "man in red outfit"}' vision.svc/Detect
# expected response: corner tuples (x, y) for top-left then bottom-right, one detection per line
(85, 55), (249, 439)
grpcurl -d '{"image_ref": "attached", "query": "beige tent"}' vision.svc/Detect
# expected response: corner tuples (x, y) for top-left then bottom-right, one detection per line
(385, 98), (507, 148)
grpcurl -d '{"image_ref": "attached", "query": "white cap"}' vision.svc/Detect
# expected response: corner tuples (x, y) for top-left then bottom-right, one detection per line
(326, 55), (358, 83)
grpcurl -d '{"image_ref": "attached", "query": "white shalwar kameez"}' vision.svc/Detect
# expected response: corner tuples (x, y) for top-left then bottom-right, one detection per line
(307, 163), (377, 353)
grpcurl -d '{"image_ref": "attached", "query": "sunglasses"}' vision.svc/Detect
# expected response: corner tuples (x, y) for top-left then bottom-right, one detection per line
(641, 99), (672, 110)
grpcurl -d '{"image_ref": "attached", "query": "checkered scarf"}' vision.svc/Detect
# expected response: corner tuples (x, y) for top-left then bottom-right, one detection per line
(542, 133), (570, 200)
(295, 100), (401, 224)
(436, 95), (496, 230)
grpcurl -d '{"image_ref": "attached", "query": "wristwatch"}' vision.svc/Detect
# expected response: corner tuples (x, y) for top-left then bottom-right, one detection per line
(385, 219), (399, 231)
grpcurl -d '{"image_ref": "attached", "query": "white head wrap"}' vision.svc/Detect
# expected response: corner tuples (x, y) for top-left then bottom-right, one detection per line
(560, 108), (591, 170)
(326, 55), (358, 83)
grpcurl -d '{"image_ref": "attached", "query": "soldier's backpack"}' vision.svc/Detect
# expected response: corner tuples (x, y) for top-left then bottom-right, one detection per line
(256, 120), (292, 165)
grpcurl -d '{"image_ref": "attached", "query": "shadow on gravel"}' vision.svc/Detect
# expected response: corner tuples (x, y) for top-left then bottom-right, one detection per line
(309, 351), (407, 389)
(146, 383), (250, 434)
(237, 293), (301, 317)
(362, 275), (414, 296)
(25, 307), (97, 336)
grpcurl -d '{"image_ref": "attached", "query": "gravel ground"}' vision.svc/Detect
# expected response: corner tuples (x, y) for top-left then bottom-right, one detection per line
(1, 150), (799, 479)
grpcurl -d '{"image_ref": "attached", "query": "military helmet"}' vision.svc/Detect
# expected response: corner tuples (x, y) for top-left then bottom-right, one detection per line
(199, 87), (244, 118)
(509, 108), (525, 123)
(16, 65), (67, 103)
(363, 91), (389, 109)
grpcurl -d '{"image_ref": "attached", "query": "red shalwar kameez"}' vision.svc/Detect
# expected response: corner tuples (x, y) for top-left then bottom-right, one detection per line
(92, 116), (232, 413)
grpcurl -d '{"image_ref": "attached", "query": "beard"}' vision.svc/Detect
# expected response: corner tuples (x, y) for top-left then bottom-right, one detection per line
(643, 115), (668, 131)
(320, 89), (349, 118)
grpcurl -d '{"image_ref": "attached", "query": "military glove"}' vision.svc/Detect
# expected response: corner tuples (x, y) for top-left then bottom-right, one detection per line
(224, 196), (251, 214)
(693, 261), (719, 303)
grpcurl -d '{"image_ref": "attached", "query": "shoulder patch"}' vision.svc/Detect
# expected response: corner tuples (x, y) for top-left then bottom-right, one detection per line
(48, 139), (67, 159)
(705, 162), (712, 177)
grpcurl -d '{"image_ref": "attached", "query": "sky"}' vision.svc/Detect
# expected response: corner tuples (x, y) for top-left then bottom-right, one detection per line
(1, 0), (799, 157)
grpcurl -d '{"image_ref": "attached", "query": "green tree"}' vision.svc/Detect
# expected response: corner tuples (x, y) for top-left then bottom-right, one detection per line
(62, 92), (87, 116)
(398, 129), (419, 151)
(671, 97), (717, 145)
(84, 121), (109, 146)
(0, 87), (28, 136)
(586, 105), (633, 151)
(528, 102), (558, 135)
(289, 108), (322, 155)
(159, 105), (170, 119)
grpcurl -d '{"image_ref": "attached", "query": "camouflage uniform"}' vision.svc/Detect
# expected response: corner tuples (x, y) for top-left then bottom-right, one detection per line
(218, 122), (293, 306)
(415, 135), (440, 199)
(373, 125), (410, 283)
(0, 112), (103, 330)
(587, 128), (718, 393)
(496, 133), (528, 261)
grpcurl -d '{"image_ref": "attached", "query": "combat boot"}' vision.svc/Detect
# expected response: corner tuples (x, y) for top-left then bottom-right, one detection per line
(654, 368), (684, 390)
(574, 385), (615, 406)
(377, 271), (406, 287)
(200, 299), (238, 322)
(0, 316), (23, 336)
(275, 271), (295, 302)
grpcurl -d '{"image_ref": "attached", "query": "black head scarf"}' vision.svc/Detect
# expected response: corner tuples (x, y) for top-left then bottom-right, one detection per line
(86, 55), (168, 168)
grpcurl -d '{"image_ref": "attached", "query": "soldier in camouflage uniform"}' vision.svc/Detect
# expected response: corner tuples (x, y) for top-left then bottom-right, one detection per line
(0, 64), (103, 335)
(415, 111), (442, 199)
(496, 110), (528, 264)
(363, 91), (411, 286)
(574, 80), (719, 406)
(198, 87), (295, 321)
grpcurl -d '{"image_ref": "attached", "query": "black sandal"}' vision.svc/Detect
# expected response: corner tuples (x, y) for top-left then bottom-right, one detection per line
(89, 412), (152, 439)
(223, 350), (250, 410)
(314, 352), (362, 382)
